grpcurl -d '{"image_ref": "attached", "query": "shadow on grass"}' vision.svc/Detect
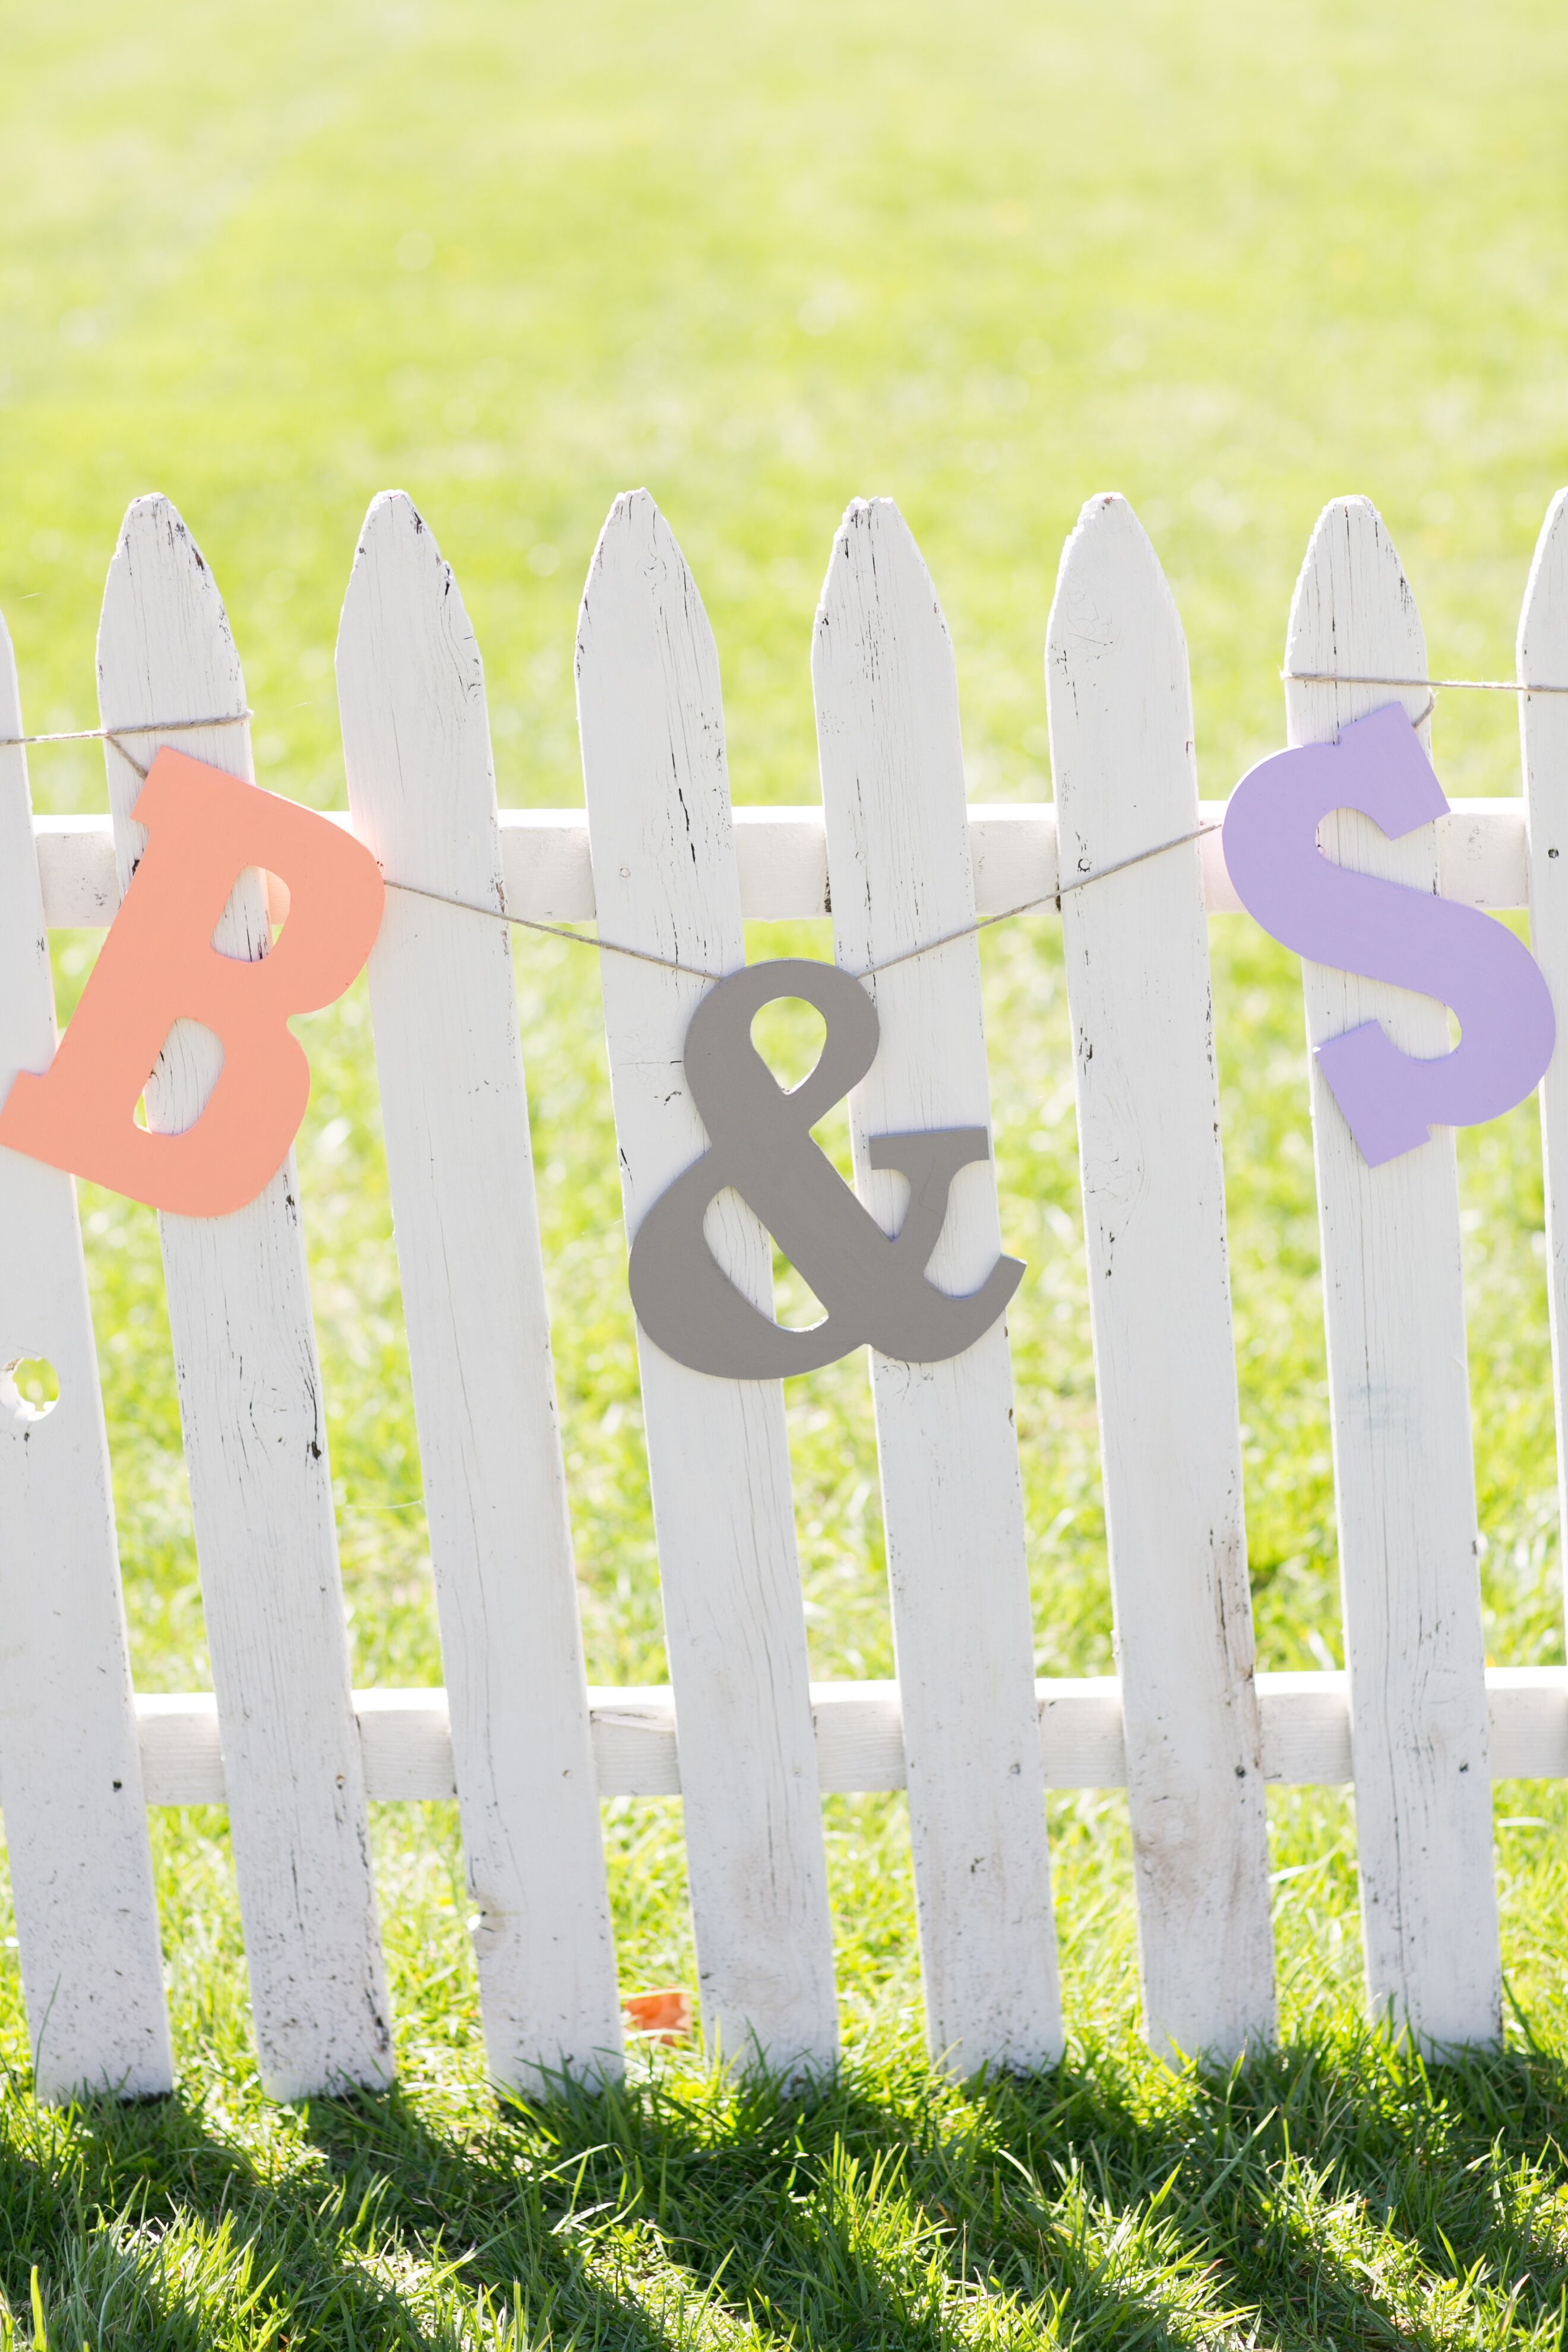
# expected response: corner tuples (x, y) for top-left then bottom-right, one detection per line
(964, 2026), (1568, 2345)
(6, 2027), (1568, 2347)
(0, 2079), (674, 2350)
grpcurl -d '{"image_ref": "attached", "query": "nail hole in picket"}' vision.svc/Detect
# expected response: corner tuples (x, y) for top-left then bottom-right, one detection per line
(2, 1357), (60, 1423)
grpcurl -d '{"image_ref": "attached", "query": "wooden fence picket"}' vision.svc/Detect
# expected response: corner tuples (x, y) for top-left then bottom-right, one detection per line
(0, 617), (171, 2102)
(1046, 493), (1275, 2062)
(1285, 497), (1500, 2049)
(814, 498), (1061, 2075)
(1520, 493), (1568, 1648)
(575, 489), (839, 2074)
(96, 495), (392, 2099)
(336, 491), (623, 2092)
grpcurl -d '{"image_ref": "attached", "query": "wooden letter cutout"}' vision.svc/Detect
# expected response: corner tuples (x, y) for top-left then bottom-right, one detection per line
(0, 748), (383, 1216)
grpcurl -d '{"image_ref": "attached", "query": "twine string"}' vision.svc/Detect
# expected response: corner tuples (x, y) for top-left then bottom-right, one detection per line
(5, 665), (1555, 981)
(384, 823), (1222, 984)
(379, 876), (735, 982)
(0, 709), (255, 783)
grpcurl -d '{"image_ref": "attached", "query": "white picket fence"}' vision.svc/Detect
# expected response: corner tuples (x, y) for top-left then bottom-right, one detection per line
(2, 481), (1567, 2107)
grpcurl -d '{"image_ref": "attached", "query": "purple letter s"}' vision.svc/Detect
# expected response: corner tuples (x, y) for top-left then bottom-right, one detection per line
(1222, 703), (1555, 1167)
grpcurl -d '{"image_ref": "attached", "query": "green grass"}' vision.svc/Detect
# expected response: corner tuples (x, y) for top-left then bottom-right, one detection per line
(4, 0), (1568, 2339)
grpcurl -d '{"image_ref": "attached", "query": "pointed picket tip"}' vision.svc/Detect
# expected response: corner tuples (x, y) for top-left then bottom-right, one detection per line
(96, 494), (252, 892)
(1288, 494), (1423, 649)
(339, 487), (480, 682)
(812, 498), (963, 792)
(353, 483), (431, 551)
(1049, 490), (1185, 624)
(1519, 488), (1568, 678)
(341, 486), (448, 615)
(576, 490), (731, 859)
(337, 489), (497, 897)
(579, 490), (715, 678)
(580, 485), (671, 603)
(577, 489), (720, 678)
(812, 495), (969, 972)
(1047, 492), (1188, 701)
(584, 483), (660, 576)
(98, 493), (248, 728)
(814, 497), (951, 656)
(1285, 497), (1428, 750)
(1046, 492), (1197, 864)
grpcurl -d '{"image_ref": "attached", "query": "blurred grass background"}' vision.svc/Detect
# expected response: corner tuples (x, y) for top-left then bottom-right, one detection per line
(4, 0), (1568, 2341)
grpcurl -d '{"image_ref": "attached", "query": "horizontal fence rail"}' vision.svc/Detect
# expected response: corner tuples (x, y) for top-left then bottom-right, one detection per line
(30, 798), (1536, 928)
(133, 1670), (1568, 1806)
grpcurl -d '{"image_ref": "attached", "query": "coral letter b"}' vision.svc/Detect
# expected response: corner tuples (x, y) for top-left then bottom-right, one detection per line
(0, 749), (384, 1216)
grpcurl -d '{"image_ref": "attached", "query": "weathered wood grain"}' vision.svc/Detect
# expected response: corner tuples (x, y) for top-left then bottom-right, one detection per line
(1047, 492), (1275, 2061)
(337, 491), (623, 2092)
(815, 498), (1060, 2074)
(576, 490), (838, 2075)
(0, 615), (171, 2101)
(1285, 497), (1500, 2050)
(97, 495), (391, 2098)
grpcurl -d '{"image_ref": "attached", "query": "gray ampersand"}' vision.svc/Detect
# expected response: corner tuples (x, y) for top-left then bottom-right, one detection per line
(628, 959), (1024, 1379)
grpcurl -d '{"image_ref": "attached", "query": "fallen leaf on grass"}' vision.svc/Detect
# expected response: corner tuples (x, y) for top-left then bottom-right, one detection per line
(622, 1988), (693, 2043)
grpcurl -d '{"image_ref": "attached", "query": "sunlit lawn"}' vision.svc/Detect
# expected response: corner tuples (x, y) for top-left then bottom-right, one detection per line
(4, 0), (1568, 2339)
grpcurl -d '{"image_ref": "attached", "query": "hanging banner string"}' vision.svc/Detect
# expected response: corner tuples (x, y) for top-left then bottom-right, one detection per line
(0, 710), (255, 782)
(381, 820), (1223, 985)
(7, 663), (1563, 984)
(0, 706), (1226, 982)
(374, 658), (1568, 978)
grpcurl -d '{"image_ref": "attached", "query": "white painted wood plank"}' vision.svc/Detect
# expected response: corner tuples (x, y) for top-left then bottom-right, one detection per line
(135, 1692), (226, 1806)
(336, 491), (622, 2092)
(34, 816), (122, 925)
(0, 618), (171, 2102)
(1484, 1667), (1568, 1779)
(576, 489), (837, 2074)
(32, 796), (1532, 933)
(1520, 493), (1568, 1683)
(815, 498), (1060, 2075)
(1256, 1674), (1352, 1787)
(1437, 801), (1531, 912)
(1047, 493), (1275, 2061)
(129, 1665), (1568, 1804)
(96, 494), (391, 2099)
(1285, 498), (1500, 2049)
